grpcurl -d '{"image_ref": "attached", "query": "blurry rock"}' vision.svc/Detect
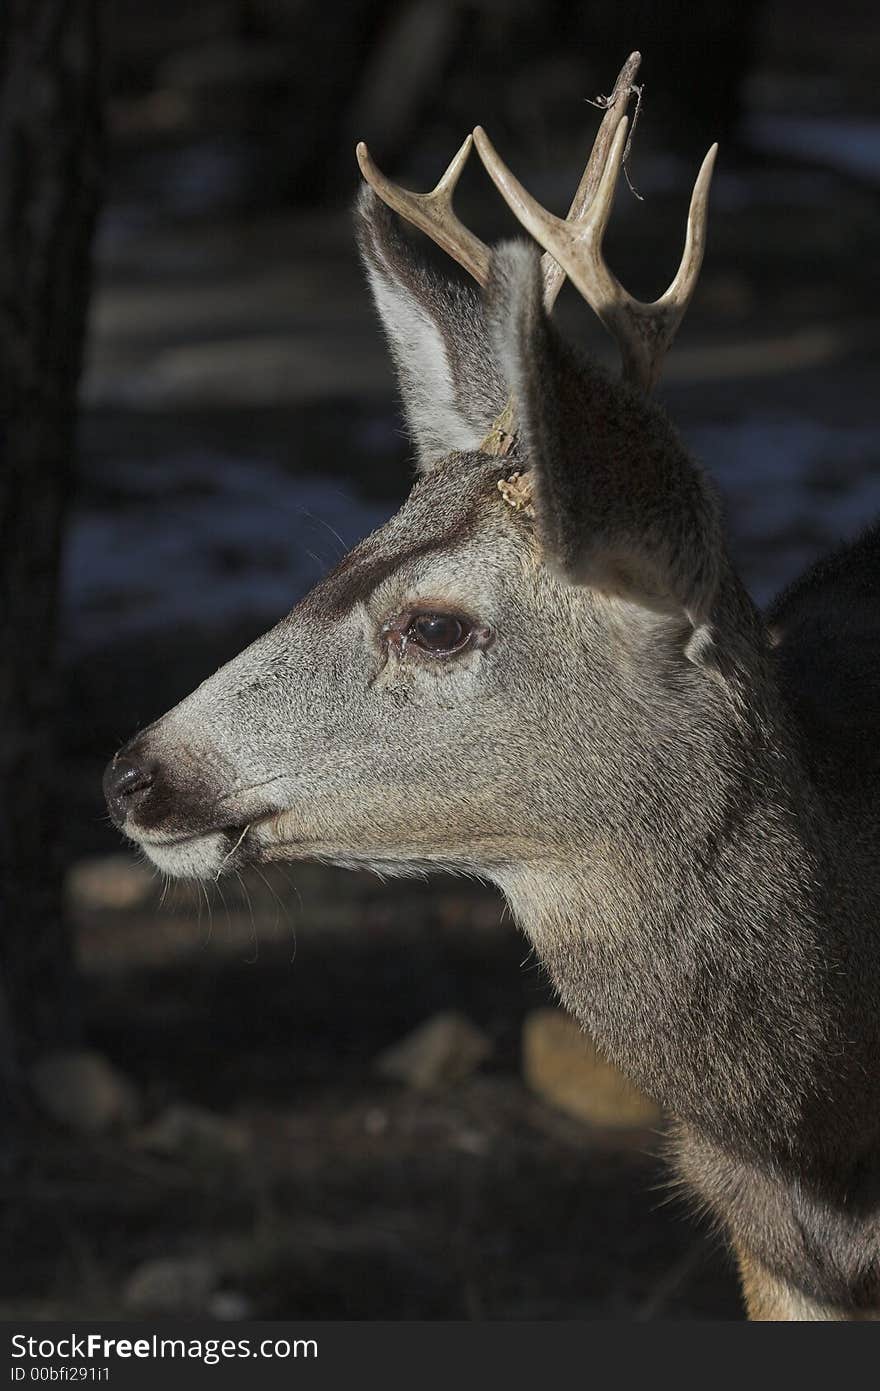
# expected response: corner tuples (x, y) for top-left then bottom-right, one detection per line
(523, 1010), (660, 1128)
(376, 1012), (491, 1091)
(66, 855), (155, 912)
(134, 1102), (249, 1164)
(363, 1107), (388, 1137)
(124, 1257), (217, 1316)
(208, 1289), (254, 1321)
(29, 1050), (140, 1134)
(453, 1128), (490, 1158)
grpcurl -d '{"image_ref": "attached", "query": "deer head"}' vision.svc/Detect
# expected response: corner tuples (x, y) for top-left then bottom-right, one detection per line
(105, 54), (733, 914)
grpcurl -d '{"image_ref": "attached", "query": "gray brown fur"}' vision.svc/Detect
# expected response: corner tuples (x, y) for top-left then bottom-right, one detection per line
(105, 185), (880, 1320)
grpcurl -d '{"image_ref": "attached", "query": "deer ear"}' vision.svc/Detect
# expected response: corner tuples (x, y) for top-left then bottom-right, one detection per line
(357, 188), (506, 472)
(486, 242), (722, 627)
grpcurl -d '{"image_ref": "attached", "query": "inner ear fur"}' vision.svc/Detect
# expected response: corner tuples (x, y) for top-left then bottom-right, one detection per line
(356, 189), (506, 471)
(486, 242), (722, 627)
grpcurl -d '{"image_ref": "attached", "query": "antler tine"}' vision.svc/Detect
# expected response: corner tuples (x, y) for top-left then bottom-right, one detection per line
(653, 142), (718, 317)
(541, 51), (642, 312)
(474, 114), (718, 392)
(356, 135), (491, 286)
(607, 137), (717, 390)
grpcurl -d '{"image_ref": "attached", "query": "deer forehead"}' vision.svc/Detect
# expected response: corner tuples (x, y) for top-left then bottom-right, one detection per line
(297, 454), (535, 624)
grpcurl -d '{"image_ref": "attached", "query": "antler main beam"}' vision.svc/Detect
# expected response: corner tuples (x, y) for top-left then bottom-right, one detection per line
(539, 50), (641, 312)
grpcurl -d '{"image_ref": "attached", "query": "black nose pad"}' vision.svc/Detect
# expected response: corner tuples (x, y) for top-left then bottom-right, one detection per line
(103, 754), (157, 828)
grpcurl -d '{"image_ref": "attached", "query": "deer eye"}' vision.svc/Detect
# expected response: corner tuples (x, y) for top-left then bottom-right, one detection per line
(407, 612), (473, 655)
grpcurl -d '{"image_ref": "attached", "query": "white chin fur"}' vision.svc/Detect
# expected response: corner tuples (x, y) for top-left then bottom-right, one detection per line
(137, 831), (230, 880)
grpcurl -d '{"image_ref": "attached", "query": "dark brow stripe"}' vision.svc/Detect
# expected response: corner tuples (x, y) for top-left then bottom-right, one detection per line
(294, 453), (524, 623)
(297, 498), (480, 623)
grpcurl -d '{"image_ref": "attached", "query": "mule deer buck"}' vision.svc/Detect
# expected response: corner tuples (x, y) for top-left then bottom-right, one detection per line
(104, 53), (880, 1320)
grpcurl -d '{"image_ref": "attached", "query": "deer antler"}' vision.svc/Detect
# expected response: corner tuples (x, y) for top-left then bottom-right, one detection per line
(357, 53), (716, 396)
(356, 134), (491, 286)
(473, 114), (718, 392)
(538, 50), (641, 312)
(357, 54), (642, 313)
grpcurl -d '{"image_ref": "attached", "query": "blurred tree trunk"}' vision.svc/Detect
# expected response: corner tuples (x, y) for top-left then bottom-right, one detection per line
(0, 0), (102, 1079)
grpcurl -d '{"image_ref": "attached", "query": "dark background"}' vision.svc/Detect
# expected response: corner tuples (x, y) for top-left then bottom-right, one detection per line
(2, 0), (879, 1319)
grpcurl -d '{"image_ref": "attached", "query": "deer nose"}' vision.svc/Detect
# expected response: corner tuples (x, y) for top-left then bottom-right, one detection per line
(103, 754), (157, 828)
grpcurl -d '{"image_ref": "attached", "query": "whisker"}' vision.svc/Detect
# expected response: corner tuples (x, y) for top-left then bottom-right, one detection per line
(304, 510), (348, 557)
(252, 864), (284, 942)
(158, 872), (171, 909)
(236, 869), (259, 965)
(271, 863), (300, 963)
(199, 879), (215, 950)
(303, 547), (328, 578)
(215, 878), (236, 955)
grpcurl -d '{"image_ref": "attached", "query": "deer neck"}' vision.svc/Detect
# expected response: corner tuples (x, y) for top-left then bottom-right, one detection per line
(495, 693), (843, 1170)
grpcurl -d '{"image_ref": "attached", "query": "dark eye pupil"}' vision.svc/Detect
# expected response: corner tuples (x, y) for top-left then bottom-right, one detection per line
(413, 614), (465, 650)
